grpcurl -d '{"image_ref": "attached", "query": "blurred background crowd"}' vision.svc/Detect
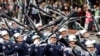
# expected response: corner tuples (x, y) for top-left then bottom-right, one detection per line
(0, 0), (100, 31)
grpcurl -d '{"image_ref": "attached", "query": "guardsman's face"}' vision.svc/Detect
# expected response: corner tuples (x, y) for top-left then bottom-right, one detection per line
(50, 37), (57, 44)
(69, 41), (76, 45)
(60, 31), (67, 36)
(3, 34), (10, 40)
(34, 38), (40, 43)
(37, 26), (42, 30)
(12, 23), (18, 28)
(87, 47), (95, 52)
(69, 41), (76, 48)
(16, 36), (23, 42)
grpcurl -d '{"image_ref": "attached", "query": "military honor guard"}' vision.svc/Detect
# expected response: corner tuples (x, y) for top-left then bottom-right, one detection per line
(14, 33), (29, 56)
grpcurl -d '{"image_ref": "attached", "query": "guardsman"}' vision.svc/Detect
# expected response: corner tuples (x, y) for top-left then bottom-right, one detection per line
(35, 23), (43, 31)
(1, 30), (16, 56)
(59, 28), (68, 38)
(25, 23), (43, 45)
(14, 33), (29, 56)
(64, 35), (88, 56)
(75, 29), (87, 41)
(58, 27), (69, 47)
(85, 40), (99, 56)
(44, 34), (64, 56)
(29, 35), (41, 56)
(79, 30), (90, 46)
(29, 35), (47, 56)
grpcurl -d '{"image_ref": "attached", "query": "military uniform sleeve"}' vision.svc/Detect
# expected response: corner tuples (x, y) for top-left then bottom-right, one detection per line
(3, 44), (15, 55)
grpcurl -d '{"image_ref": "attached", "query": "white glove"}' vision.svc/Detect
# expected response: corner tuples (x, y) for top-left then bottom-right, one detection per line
(0, 38), (4, 43)
(75, 31), (80, 35)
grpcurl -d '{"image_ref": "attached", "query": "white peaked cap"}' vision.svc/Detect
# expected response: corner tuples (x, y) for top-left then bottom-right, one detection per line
(85, 40), (96, 47)
(32, 35), (40, 40)
(36, 23), (42, 28)
(43, 32), (51, 37)
(1, 30), (8, 36)
(50, 34), (56, 38)
(59, 28), (66, 32)
(48, 34), (57, 41)
(68, 35), (77, 41)
(79, 29), (87, 35)
(8, 22), (12, 26)
(14, 33), (21, 38)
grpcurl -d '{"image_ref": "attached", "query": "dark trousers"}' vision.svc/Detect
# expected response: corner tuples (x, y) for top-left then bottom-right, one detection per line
(41, 15), (52, 25)
(88, 21), (93, 31)
(32, 14), (40, 24)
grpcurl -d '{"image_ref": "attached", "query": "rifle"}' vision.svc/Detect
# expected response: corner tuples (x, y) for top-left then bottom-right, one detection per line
(44, 11), (75, 41)
(3, 18), (10, 30)
(24, 14), (42, 36)
(0, 14), (25, 27)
